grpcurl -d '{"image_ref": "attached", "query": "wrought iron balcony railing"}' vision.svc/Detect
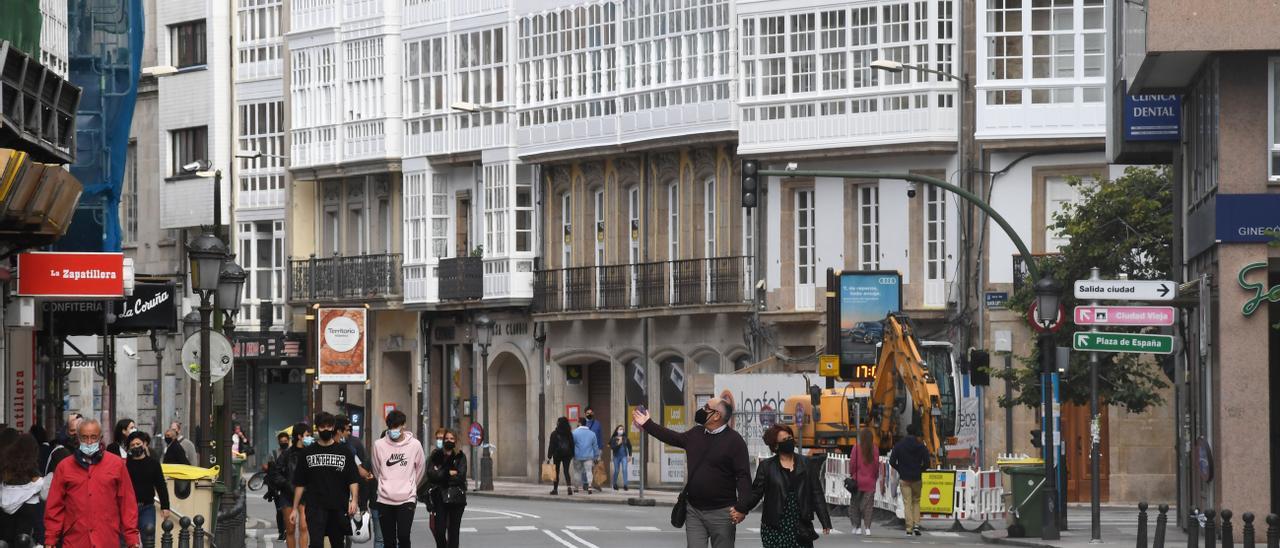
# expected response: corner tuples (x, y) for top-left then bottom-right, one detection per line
(289, 253), (403, 303)
(533, 256), (751, 314)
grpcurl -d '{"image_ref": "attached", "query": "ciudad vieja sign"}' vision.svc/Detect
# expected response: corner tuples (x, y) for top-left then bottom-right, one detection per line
(16, 252), (125, 298)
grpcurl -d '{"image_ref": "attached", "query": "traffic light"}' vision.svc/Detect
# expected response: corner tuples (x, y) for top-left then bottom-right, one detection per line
(969, 349), (990, 386)
(741, 159), (759, 208)
(1030, 429), (1043, 449)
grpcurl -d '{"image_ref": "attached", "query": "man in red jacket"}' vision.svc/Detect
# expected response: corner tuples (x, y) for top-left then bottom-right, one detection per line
(45, 419), (141, 548)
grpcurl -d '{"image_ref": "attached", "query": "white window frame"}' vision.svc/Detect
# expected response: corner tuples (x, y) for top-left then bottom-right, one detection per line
(794, 188), (816, 310)
(858, 185), (880, 270)
(628, 186), (641, 304)
(561, 192), (572, 267)
(704, 178), (717, 258)
(594, 188), (606, 306)
(237, 220), (285, 329)
(483, 164), (509, 257)
(924, 184), (947, 307)
(1270, 58), (1280, 182)
(1044, 175), (1094, 252)
(431, 174), (450, 259)
(122, 142), (138, 245)
(237, 100), (285, 209)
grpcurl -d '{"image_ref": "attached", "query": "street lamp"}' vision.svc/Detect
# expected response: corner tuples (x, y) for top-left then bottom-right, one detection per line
(217, 258), (246, 333)
(187, 228), (227, 465)
(141, 65), (178, 77)
(1033, 275), (1063, 541)
(474, 314), (495, 491)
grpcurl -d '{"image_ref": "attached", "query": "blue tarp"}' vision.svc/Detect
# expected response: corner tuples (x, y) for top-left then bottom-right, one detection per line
(55, 0), (143, 252)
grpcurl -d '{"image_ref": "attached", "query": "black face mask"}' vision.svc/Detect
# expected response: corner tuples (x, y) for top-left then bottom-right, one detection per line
(693, 408), (710, 426)
(279, 442), (290, 450)
(164, 437), (174, 445)
(129, 446), (147, 458)
(776, 440), (796, 455)
(443, 440), (456, 451)
(318, 430), (336, 442)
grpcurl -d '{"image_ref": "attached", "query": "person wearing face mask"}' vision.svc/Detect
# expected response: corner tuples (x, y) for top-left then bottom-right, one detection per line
(371, 411), (425, 548)
(105, 418), (136, 459)
(291, 413), (359, 548)
(265, 430), (294, 540)
(124, 431), (171, 547)
(607, 424), (632, 491)
(425, 429), (466, 548)
(634, 389), (751, 548)
(271, 423), (312, 548)
(44, 419), (142, 548)
(732, 425), (832, 547)
(545, 417), (575, 495)
(161, 429), (190, 465)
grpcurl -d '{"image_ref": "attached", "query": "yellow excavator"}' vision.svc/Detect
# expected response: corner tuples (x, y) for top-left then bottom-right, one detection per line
(782, 313), (945, 467)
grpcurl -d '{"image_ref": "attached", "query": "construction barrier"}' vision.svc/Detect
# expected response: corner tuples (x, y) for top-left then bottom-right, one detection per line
(821, 452), (1005, 527)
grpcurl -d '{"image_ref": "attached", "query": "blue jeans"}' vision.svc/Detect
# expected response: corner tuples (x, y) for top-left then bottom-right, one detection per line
(612, 453), (628, 487)
(138, 503), (157, 547)
(371, 505), (383, 548)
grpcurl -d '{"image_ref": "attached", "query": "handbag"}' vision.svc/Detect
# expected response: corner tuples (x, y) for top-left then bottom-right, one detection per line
(670, 451), (713, 528)
(442, 486), (466, 506)
(844, 477), (859, 495)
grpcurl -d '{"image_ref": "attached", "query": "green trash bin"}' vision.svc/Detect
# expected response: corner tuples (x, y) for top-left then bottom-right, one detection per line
(1004, 465), (1045, 538)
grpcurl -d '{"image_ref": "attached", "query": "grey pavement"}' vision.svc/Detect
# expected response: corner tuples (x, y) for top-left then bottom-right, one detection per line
(982, 504), (1185, 548)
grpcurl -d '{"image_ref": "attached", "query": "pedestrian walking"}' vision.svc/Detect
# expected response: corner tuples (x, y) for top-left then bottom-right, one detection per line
(163, 422), (198, 466)
(546, 418), (575, 495)
(271, 423), (312, 548)
(371, 411), (425, 548)
(125, 432), (171, 547)
(0, 433), (47, 546)
(265, 429), (293, 540)
(425, 429), (466, 548)
(847, 428), (879, 535)
(608, 424), (632, 491)
(290, 413), (359, 548)
(53, 413), (82, 451)
(732, 424), (832, 547)
(583, 408), (604, 452)
(634, 390), (752, 548)
(29, 424), (59, 544)
(336, 415), (377, 547)
(231, 422), (253, 460)
(571, 417), (600, 494)
(44, 419), (142, 548)
(106, 418), (137, 459)
(889, 423), (930, 536)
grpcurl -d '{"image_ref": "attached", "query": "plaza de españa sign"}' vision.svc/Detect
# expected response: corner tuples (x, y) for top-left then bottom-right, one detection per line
(1072, 332), (1173, 355)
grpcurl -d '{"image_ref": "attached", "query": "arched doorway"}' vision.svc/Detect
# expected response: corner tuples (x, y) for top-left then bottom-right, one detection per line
(490, 352), (528, 478)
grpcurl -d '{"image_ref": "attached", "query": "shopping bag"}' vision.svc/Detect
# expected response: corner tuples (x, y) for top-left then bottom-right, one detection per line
(592, 460), (607, 488)
(541, 461), (557, 482)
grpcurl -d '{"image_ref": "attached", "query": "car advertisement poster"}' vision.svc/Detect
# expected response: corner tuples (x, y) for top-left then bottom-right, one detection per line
(839, 272), (902, 379)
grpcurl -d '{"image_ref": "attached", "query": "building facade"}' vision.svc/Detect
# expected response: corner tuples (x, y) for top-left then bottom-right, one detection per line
(1112, 0), (1280, 524)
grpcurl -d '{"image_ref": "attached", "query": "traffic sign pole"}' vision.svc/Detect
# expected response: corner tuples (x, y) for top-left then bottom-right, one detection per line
(1087, 268), (1101, 543)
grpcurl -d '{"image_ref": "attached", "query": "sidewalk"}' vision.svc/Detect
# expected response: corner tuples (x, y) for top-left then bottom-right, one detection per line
(469, 480), (681, 507)
(982, 504), (1185, 548)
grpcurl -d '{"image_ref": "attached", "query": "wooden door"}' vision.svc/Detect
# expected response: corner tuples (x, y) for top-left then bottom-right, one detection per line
(456, 196), (470, 256)
(1063, 403), (1110, 502)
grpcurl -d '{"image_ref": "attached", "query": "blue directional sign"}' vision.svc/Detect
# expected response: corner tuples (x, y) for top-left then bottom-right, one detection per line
(1123, 94), (1180, 141)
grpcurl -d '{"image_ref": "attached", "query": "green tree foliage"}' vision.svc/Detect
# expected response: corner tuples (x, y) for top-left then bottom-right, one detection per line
(992, 166), (1172, 413)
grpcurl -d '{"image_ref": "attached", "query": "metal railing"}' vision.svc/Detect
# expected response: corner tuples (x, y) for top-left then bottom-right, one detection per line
(437, 256), (483, 301)
(289, 253), (402, 302)
(534, 256), (750, 313)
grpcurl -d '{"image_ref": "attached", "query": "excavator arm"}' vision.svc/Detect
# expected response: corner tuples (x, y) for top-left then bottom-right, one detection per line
(867, 314), (944, 467)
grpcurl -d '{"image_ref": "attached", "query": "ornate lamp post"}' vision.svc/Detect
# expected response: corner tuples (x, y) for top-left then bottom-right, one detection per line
(1034, 275), (1063, 541)
(214, 255), (245, 548)
(474, 314), (494, 491)
(186, 229), (226, 465)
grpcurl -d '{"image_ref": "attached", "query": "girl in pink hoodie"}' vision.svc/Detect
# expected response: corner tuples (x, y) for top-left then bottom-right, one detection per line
(372, 410), (426, 548)
(848, 427), (880, 535)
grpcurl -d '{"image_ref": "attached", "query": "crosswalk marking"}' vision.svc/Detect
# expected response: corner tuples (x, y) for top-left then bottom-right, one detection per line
(459, 528), (477, 533)
(561, 529), (602, 548)
(930, 532), (962, 537)
(542, 529), (579, 548)
(566, 526), (599, 531)
(747, 527), (761, 533)
(506, 525), (538, 531)
(627, 526), (661, 531)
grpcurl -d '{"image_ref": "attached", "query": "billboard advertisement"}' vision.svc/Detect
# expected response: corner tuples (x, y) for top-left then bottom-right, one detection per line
(838, 271), (902, 379)
(318, 307), (367, 382)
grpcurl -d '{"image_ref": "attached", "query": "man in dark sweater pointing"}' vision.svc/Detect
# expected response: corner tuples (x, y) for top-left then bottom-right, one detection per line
(634, 390), (751, 548)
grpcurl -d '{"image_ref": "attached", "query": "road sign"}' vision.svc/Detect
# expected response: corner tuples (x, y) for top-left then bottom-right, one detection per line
(1072, 332), (1173, 354)
(1074, 306), (1176, 326)
(1073, 280), (1176, 301)
(468, 423), (485, 446)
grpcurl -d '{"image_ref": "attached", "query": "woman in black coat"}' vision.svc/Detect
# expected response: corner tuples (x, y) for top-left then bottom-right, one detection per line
(426, 429), (467, 548)
(733, 424), (833, 548)
(545, 417), (575, 495)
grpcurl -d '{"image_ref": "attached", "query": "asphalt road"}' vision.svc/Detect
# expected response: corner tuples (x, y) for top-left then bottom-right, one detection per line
(246, 494), (989, 548)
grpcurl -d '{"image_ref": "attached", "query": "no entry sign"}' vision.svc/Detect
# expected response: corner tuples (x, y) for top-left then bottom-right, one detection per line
(918, 470), (956, 514)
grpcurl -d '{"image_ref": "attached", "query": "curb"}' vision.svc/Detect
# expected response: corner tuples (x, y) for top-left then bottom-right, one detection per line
(470, 490), (677, 507)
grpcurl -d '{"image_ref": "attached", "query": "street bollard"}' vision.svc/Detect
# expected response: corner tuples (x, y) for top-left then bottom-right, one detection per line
(179, 517), (192, 548)
(1207, 510), (1219, 548)
(1190, 510), (1202, 548)
(1223, 510), (1235, 548)
(163, 518), (175, 548)
(1155, 505), (1170, 548)
(143, 524), (155, 548)
(1139, 502), (1150, 548)
(1265, 515), (1278, 548)
(193, 515), (206, 548)
(1243, 513), (1256, 548)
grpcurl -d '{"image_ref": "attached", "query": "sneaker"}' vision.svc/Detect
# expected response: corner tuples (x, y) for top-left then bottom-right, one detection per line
(913, 527), (922, 536)
(853, 528), (863, 535)
(906, 530), (914, 537)
(864, 529), (872, 536)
